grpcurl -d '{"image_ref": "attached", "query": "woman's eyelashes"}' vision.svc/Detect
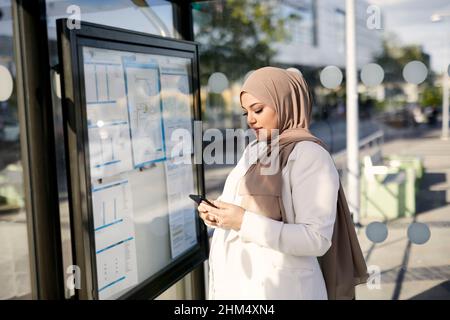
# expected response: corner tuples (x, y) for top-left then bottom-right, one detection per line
(241, 108), (263, 116)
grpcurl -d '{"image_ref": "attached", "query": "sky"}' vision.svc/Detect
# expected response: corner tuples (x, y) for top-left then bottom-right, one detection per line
(368, 0), (450, 72)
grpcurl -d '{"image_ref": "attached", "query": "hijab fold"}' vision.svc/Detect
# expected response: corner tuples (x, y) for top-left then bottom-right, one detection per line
(238, 67), (368, 300)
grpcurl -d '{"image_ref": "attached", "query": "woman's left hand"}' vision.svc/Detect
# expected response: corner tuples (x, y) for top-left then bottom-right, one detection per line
(202, 200), (245, 231)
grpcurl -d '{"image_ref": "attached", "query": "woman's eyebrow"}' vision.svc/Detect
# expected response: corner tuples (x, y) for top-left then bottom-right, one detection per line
(241, 103), (263, 110)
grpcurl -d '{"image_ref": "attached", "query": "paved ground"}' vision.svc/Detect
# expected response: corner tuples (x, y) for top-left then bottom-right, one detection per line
(356, 128), (450, 300)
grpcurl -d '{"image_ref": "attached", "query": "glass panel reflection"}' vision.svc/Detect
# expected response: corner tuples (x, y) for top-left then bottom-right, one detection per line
(0, 0), (32, 300)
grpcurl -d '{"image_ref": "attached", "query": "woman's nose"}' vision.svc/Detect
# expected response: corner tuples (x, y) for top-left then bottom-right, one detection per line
(247, 114), (256, 126)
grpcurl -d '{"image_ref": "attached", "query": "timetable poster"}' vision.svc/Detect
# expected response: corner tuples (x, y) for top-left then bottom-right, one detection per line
(159, 58), (193, 159)
(91, 178), (138, 300)
(164, 157), (197, 259)
(83, 48), (134, 180)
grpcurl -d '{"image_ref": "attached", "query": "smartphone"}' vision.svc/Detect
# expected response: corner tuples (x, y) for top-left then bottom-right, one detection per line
(189, 194), (218, 209)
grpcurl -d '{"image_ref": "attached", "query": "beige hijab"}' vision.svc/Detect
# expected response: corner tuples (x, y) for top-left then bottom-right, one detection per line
(238, 66), (368, 300)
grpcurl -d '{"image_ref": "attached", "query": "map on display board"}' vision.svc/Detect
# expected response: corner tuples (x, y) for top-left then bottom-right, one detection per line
(123, 60), (166, 167)
(81, 46), (198, 299)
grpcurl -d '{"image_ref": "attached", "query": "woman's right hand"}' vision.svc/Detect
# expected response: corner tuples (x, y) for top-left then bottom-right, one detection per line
(198, 201), (219, 227)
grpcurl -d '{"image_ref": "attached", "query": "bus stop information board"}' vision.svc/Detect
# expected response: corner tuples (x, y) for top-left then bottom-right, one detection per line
(57, 20), (207, 300)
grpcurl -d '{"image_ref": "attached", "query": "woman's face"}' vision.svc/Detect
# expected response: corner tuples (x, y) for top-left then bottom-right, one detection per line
(241, 92), (278, 141)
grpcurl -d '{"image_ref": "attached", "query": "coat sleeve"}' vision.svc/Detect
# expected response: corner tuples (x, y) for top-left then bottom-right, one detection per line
(238, 142), (340, 257)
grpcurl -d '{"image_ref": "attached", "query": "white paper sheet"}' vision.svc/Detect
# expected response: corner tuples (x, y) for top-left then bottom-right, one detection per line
(83, 48), (134, 179)
(164, 157), (197, 259)
(92, 178), (138, 300)
(160, 72), (193, 159)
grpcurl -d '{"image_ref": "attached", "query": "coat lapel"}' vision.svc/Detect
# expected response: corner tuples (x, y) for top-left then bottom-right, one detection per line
(222, 140), (267, 243)
(224, 228), (240, 243)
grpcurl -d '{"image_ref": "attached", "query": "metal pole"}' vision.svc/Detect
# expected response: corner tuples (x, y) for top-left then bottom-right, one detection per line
(443, 69), (449, 140)
(442, 22), (449, 140)
(345, 0), (360, 224)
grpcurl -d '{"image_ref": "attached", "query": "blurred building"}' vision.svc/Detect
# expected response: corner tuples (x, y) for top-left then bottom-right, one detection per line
(274, 0), (383, 69)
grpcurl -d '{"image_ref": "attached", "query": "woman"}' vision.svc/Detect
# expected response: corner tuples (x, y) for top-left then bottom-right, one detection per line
(198, 67), (367, 300)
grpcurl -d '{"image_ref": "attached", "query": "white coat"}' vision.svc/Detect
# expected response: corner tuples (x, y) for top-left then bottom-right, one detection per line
(207, 139), (340, 300)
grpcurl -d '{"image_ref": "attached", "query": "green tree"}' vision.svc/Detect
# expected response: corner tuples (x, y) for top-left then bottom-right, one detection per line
(192, 0), (300, 85)
(375, 34), (433, 84)
(420, 85), (442, 107)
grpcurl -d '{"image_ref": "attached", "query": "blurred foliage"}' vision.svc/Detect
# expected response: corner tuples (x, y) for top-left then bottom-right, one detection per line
(192, 0), (300, 85)
(373, 34), (438, 113)
(375, 34), (433, 84)
(420, 85), (442, 107)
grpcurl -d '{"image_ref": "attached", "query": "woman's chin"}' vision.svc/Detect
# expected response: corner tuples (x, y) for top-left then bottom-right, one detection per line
(255, 129), (271, 141)
(256, 135), (268, 141)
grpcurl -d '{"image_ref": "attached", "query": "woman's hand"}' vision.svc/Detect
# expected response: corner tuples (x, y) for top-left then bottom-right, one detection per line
(197, 201), (220, 227)
(198, 200), (245, 231)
